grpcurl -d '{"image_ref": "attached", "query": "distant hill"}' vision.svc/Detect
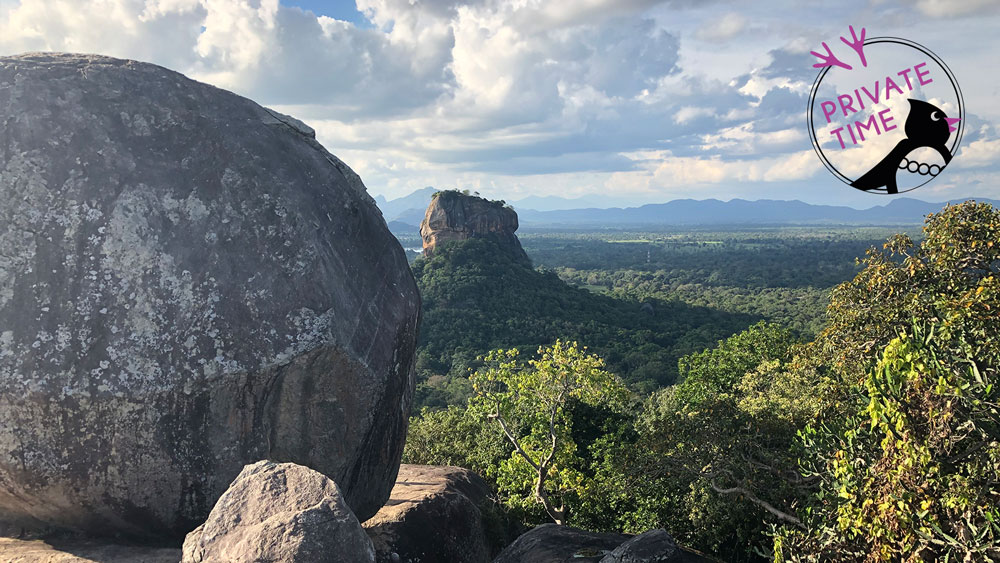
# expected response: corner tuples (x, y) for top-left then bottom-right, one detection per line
(375, 187), (437, 222)
(373, 188), (998, 228)
(387, 220), (420, 237)
(515, 197), (1000, 227)
(392, 207), (430, 226)
(507, 194), (615, 211)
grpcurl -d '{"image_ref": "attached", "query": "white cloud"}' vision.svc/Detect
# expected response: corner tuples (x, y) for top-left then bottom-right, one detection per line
(647, 150), (820, 186)
(1, 0), (997, 206)
(956, 138), (1000, 168)
(613, 147), (820, 188)
(675, 106), (715, 124)
(695, 12), (746, 42)
(763, 150), (822, 181)
(909, 0), (1000, 18)
(1, 0), (204, 70)
(700, 125), (806, 154)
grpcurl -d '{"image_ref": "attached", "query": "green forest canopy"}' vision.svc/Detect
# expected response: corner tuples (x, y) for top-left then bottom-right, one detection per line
(405, 201), (1000, 562)
(410, 224), (905, 409)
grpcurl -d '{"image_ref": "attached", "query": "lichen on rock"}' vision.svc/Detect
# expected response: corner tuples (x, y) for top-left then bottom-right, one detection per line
(0, 52), (420, 540)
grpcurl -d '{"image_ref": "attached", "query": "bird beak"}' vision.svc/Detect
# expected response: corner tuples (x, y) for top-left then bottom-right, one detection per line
(945, 117), (961, 133)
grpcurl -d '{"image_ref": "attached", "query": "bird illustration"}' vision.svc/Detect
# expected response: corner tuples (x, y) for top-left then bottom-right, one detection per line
(851, 99), (960, 194)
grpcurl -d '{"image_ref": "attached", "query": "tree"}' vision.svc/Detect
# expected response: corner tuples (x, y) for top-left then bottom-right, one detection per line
(402, 405), (511, 478)
(772, 201), (1000, 560)
(817, 200), (1000, 385)
(469, 341), (628, 524)
(633, 322), (809, 561)
(778, 322), (1000, 561)
(629, 201), (1000, 559)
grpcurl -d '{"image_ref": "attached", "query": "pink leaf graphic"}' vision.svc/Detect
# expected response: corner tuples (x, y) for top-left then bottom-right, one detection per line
(840, 25), (868, 67)
(811, 42), (853, 70)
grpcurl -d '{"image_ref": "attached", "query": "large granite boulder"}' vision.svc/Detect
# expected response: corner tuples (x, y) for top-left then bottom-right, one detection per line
(419, 191), (524, 258)
(0, 53), (419, 539)
(364, 464), (514, 563)
(182, 461), (374, 563)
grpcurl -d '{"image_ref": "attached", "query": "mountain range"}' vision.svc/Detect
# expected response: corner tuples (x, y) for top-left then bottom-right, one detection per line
(374, 189), (999, 231)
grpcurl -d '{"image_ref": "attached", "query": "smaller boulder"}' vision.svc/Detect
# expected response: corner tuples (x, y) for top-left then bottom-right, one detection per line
(363, 464), (513, 563)
(492, 524), (629, 563)
(599, 529), (681, 562)
(181, 461), (375, 563)
(494, 526), (714, 563)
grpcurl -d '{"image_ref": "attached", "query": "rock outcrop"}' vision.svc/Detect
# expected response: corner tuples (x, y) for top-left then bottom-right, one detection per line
(0, 537), (181, 563)
(0, 53), (419, 539)
(600, 529), (690, 563)
(419, 191), (525, 258)
(364, 464), (514, 563)
(182, 461), (374, 563)
(492, 524), (630, 563)
(494, 525), (712, 563)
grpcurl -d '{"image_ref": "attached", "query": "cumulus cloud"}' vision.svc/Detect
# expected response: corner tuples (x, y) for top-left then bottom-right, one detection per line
(1, 0), (997, 205)
(907, 0), (1000, 18)
(641, 149), (820, 186)
(1, 0), (454, 116)
(695, 12), (746, 42)
(956, 137), (1000, 168)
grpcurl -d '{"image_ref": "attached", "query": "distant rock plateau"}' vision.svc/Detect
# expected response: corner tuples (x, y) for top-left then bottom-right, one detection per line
(419, 191), (525, 258)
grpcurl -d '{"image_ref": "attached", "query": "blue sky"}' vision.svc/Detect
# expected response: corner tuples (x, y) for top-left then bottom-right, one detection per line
(2, 0), (999, 207)
(286, 0), (369, 26)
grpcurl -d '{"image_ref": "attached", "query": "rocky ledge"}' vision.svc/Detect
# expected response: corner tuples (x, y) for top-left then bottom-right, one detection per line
(494, 524), (714, 563)
(364, 464), (516, 563)
(0, 537), (180, 563)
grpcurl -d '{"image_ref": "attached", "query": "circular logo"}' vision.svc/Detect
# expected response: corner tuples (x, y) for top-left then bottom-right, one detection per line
(807, 30), (964, 194)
